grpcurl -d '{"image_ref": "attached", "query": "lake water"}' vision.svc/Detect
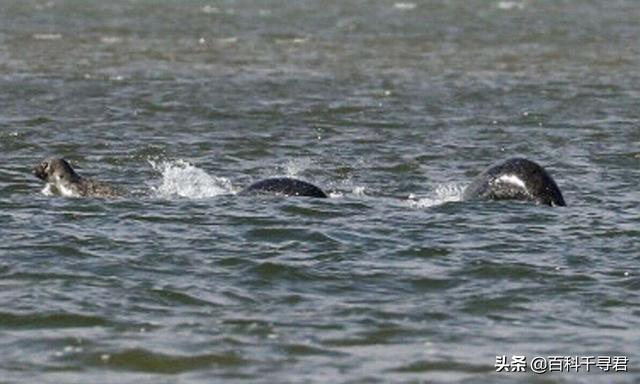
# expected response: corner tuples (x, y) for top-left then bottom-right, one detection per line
(1, 1), (639, 383)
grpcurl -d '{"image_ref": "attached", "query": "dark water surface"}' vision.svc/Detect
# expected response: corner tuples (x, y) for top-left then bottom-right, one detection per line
(1, 1), (639, 383)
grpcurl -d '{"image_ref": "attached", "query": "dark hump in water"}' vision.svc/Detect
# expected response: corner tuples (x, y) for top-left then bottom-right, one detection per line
(463, 158), (566, 207)
(241, 177), (328, 198)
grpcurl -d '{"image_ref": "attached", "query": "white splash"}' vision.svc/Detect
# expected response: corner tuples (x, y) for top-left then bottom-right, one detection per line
(328, 185), (366, 199)
(281, 158), (313, 177)
(406, 183), (465, 208)
(351, 186), (367, 197)
(149, 159), (235, 199)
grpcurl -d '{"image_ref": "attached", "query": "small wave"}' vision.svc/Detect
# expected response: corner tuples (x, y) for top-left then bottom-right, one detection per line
(149, 159), (236, 199)
(281, 158), (312, 177)
(406, 183), (465, 208)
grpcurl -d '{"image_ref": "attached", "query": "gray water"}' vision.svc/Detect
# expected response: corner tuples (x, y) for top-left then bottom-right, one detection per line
(1, 1), (639, 383)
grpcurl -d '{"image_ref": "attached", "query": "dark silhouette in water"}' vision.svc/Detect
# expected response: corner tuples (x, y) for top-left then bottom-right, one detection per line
(33, 158), (122, 198)
(241, 177), (328, 198)
(463, 158), (566, 207)
(33, 158), (327, 199)
(34, 157), (564, 205)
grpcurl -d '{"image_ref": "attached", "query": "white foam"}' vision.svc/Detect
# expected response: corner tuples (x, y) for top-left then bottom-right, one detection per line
(282, 158), (311, 177)
(351, 186), (366, 197)
(406, 183), (465, 208)
(328, 185), (366, 199)
(149, 159), (235, 199)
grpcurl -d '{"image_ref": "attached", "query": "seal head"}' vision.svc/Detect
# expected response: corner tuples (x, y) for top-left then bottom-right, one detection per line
(240, 177), (327, 198)
(34, 158), (81, 183)
(33, 157), (122, 198)
(463, 158), (566, 207)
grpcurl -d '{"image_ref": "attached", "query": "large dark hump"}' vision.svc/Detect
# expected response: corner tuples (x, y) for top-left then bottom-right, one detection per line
(241, 177), (328, 198)
(463, 158), (566, 207)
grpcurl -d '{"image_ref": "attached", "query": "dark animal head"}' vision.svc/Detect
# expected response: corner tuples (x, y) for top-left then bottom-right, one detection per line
(33, 158), (82, 184)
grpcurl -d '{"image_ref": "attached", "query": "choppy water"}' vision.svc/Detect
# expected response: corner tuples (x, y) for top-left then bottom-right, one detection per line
(1, 1), (639, 383)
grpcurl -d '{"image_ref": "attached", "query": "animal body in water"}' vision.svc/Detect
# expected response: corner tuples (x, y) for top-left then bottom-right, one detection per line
(463, 158), (566, 207)
(240, 177), (328, 198)
(33, 158), (122, 198)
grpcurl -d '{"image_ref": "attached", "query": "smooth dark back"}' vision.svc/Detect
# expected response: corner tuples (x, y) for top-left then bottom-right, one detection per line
(241, 177), (328, 198)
